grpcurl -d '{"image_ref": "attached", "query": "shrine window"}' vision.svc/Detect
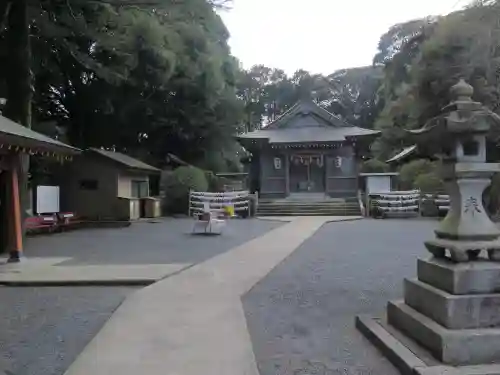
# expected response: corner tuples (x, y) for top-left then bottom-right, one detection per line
(462, 140), (479, 156)
(79, 179), (98, 190)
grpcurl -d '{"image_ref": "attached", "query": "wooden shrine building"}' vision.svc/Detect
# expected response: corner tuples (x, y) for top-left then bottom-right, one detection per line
(0, 115), (79, 262)
(237, 98), (380, 200)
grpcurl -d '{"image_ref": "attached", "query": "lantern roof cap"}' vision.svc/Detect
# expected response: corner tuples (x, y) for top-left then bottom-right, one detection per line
(451, 79), (474, 100)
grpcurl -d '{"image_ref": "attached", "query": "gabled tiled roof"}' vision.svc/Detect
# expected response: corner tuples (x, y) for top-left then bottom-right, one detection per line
(89, 148), (160, 172)
(0, 114), (79, 154)
(237, 98), (380, 144)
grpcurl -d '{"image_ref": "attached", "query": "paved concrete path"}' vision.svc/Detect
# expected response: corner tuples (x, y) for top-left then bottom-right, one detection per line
(0, 257), (190, 285)
(63, 217), (338, 375)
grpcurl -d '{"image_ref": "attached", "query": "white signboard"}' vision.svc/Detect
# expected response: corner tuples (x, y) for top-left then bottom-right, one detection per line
(367, 176), (391, 194)
(273, 157), (282, 170)
(36, 185), (60, 214)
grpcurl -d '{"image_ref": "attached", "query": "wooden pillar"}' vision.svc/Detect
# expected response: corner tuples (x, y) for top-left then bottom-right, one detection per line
(7, 156), (23, 262)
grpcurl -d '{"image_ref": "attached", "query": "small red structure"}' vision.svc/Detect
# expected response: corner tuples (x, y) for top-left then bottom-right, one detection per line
(0, 114), (79, 261)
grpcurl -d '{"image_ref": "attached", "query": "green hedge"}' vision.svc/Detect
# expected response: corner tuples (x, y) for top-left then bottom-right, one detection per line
(360, 159), (390, 173)
(413, 172), (444, 193)
(398, 159), (438, 190)
(162, 166), (208, 214)
(205, 171), (223, 192)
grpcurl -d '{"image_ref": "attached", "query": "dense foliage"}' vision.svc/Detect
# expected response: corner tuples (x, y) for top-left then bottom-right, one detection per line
(161, 166), (208, 213)
(360, 159), (389, 174)
(0, 0), (245, 171)
(3, 0), (500, 204)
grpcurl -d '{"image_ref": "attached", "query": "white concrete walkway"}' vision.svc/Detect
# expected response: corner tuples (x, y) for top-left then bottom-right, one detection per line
(0, 257), (189, 285)
(63, 217), (345, 375)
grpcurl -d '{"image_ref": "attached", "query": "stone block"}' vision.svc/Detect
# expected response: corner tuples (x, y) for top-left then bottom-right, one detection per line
(387, 300), (500, 366)
(404, 278), (500, 329)
(417, 257), (500, 295)
(357, 314), (500, 375)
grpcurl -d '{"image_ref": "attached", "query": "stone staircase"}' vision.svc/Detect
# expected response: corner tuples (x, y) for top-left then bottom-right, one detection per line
(257, 197), (362, 217)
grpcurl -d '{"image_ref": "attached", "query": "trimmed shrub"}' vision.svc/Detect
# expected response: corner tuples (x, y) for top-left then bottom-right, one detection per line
(162, 166), (208, 214)
(398, 159), (436, 190)
(413, 172), (444, 194)
(360, 159), (390, 173)
(420, 198), (439, 217)
(205, 171), (223, 192)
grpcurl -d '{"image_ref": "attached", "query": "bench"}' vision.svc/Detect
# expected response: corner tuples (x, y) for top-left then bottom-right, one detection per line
(25, 215), (58, 234)
(56, 212), (83, 230)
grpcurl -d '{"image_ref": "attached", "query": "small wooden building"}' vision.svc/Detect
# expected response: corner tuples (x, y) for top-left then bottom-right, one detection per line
(237, 98), (380, 199)
(60, 148), (160, 220)
(0, 115), (78, 261)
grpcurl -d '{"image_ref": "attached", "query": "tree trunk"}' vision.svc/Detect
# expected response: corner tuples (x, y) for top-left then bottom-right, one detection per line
(4, 0), (32, 127)
(0, 0), (12, 30)
(3, 0), (32, 235)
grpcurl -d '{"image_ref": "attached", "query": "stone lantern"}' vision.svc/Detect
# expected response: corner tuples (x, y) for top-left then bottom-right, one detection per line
(357, 80), (500, 374)
(414, 79), (500, 262)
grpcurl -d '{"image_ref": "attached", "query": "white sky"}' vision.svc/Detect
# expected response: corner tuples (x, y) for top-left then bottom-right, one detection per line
(219, 0), (469, 75)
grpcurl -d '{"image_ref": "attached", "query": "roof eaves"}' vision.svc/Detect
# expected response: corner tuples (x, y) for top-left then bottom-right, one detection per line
(386, 145), (417, 163)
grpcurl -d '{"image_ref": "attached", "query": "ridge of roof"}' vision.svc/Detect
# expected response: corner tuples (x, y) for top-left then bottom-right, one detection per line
(265, 98), (351, 130)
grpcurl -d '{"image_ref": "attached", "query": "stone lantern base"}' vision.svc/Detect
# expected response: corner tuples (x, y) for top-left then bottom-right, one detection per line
(357, 257), (500, 375)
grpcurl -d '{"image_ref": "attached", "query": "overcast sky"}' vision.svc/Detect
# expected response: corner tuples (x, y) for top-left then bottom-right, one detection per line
(219, 0), (469, 75)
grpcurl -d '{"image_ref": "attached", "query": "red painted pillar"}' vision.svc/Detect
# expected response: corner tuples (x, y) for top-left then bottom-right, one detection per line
(7, 157), (23, 262)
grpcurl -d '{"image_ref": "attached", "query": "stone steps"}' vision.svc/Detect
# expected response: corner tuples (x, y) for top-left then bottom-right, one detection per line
(257, 201), (361, 217)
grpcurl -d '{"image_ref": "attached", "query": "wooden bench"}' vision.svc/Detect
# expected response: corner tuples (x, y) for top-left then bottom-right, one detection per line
(56, 212), (83, 230)
(25, 215), (58, 234)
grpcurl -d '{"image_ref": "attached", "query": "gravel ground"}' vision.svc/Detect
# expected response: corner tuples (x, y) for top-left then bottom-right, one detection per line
(0, 286), (135, 375)
(24, 218), (283, 265)
(243, 218), (436, 375)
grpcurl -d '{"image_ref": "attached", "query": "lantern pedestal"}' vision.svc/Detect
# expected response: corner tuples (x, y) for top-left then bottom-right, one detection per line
(357, 257), (500, 374)
(425, 162), (500, 262)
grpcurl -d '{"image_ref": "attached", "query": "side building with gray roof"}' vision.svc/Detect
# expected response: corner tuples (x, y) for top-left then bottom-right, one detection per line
(58, 148), (160, 220)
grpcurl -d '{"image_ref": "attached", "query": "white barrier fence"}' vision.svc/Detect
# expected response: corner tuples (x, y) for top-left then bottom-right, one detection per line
(189, 190), (251, 217)
(367, 190), (451, 218)
(368, 190), (420, 218)
(421, 194), (450, 215)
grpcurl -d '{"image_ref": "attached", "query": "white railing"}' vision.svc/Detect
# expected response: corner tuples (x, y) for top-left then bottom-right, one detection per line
(188, 190), (250, 217)
(421, 194), (450, 214)
(368, 190), (421, 218)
